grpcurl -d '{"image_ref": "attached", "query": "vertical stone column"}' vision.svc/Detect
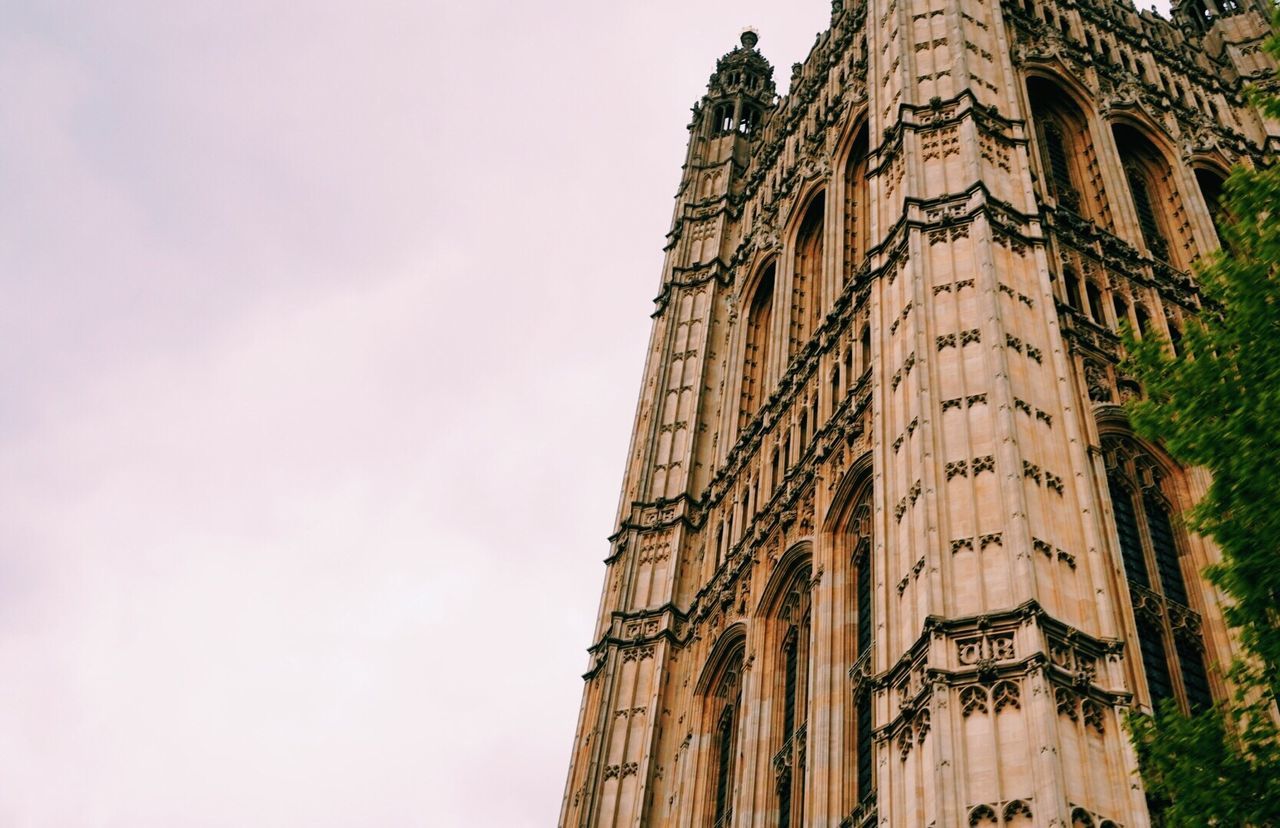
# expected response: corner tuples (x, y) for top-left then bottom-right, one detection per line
(561, 37), (780, 822)
(856, 0), (1156, 824)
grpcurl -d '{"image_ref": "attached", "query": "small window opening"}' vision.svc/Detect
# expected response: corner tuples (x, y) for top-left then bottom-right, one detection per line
(1168, 321), (1184, 357)
(715, 103), (735, 134)
(1136, 305), (1152, 337)
(1113, 295), (1130, 331)
(1064, 267), (1083, 310)
(1086, 281), (1106, 323)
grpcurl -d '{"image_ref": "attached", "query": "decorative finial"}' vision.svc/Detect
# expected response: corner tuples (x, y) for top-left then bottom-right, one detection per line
(740, 28), (759, 50)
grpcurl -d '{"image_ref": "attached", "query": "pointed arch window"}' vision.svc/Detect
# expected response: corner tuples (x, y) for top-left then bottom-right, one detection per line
(1124, 163), (1169, 262)
(740, 264), (776, 430)
(700, 640), (745, 828)
(1039, 120), (1080, 209)
(1026, 78), (1107, 222)
(832, 480), (877, 820)
(714, 705), (737, 826)
(853, 492), (874, 807)
(843, 125), (870, 283)
(1194, 167), (1228, 247)
(771, 566), (812, 828)
(1103, 436), (1214, 713)
(1114, 124), (1194, 268)
(790, 195), (825, 356)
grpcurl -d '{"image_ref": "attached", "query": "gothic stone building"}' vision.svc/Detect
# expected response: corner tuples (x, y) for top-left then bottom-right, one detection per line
(561, 0), (1278, 824)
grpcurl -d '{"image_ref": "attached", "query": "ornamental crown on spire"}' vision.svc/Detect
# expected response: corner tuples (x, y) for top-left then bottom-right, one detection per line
(706, 28), (777, 105)
(700, 29), (777, 137)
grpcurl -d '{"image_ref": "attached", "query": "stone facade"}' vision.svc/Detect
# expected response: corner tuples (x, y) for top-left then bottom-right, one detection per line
(561, 0), (1278, 824)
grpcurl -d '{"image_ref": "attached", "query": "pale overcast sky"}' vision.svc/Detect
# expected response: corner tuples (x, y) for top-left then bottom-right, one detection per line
(1, 1), (830, 826)
(2, 0), (1172, 824)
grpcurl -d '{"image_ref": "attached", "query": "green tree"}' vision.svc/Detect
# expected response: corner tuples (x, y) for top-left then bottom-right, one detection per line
(1121, 13), (1280, 826)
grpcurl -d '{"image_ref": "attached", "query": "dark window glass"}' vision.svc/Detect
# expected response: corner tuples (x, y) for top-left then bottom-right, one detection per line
(783, 641), (798, 738)
(1126, 166), (1169, 260)
(1064, 268), (1083, 311)
(1136, 610), (1174, 705)
(1042, 122), (1078, 207)
(857, 556), (872, 658)
(856, 692), (873, 801)
(1176, 636), (1213, 713)
(1145, 495), (1188, 607)
(714, 708), (734, 823)
(1110, 481), (1150, 588)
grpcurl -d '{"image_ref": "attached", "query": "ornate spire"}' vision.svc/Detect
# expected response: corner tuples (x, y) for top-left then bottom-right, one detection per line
(700, 29), (777, 138)
(707, 29), (776, 105)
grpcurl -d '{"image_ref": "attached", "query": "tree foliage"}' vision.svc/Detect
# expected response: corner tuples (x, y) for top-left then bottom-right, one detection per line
(1121, 13), (1280, 826)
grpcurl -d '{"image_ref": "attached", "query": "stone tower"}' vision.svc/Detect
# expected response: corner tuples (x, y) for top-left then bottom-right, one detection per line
(560, 0), (1278, 824)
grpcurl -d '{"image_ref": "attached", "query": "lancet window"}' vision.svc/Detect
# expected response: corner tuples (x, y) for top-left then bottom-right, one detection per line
(790, 194), (825, 356)
(1114, 124), (1192, 269)
(829, 477), (876, 819)
(851, 487), (875, 806)
(739, 263), (776, 430)
(1102, 435), (1213, 713)
(770, 566), (812, 828)
(843, 125), (870, 283)
(1027, 77), (1109, 225)
(699, 636), (746, 828)
(1125, 163), (1168, 261)
(1194, 166), (1228, 247)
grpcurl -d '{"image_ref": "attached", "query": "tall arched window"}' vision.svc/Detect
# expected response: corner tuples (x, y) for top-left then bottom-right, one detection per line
(1102, 435), (1213, 713)
(714, 704), (738, 826)
(1125, 163), (1169, 261)
(790, 194), (825, 356)
(826, 475), (876, 821)
(1041, 120), (1080, 209)
(851, 488), (875, 807)
(697, 634), (746, 828)
(1194, 166), (1228, 247)
(770, 566), (812, 828)
(859, 321), (871, 375)
(1114, 124), (1192, 269)
(740, 264), (776, 430)
(843, 124), (870, 283)
(1027, 77), (1110, 224)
